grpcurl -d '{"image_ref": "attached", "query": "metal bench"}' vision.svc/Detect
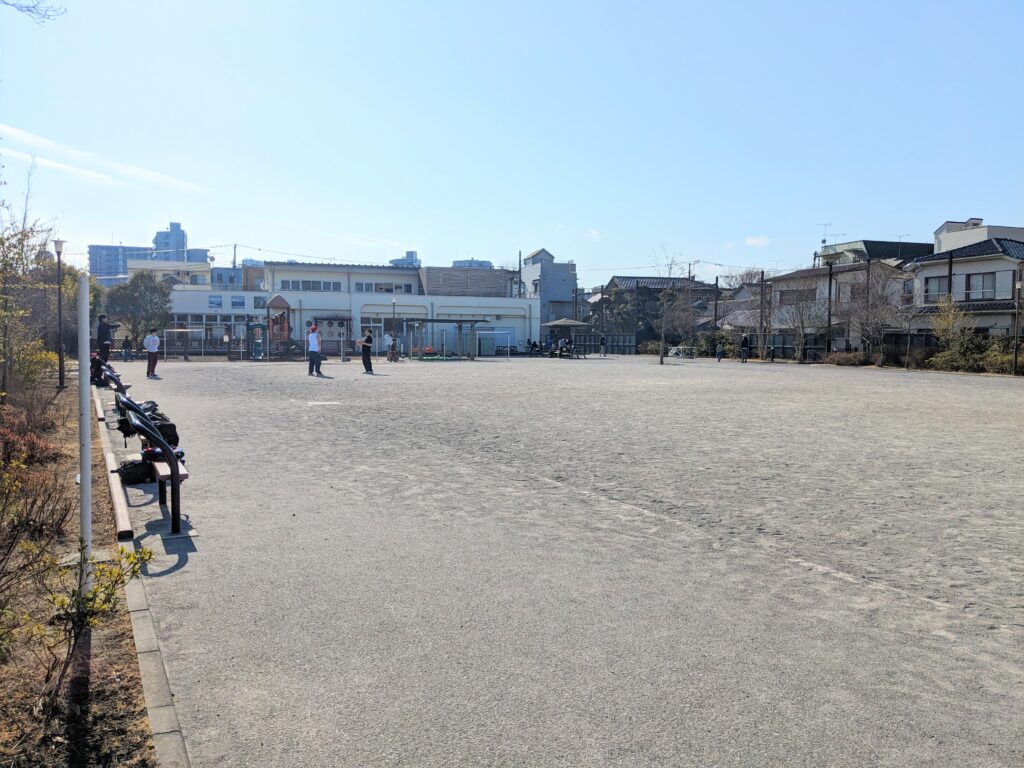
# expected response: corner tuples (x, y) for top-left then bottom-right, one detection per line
(126, 411), (187, 534)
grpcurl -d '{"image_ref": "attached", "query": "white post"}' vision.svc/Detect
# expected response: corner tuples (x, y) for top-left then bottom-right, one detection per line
(77, 274), (93, 590)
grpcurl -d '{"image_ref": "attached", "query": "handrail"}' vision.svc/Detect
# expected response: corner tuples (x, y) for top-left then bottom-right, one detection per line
(126, 410), (183, 534)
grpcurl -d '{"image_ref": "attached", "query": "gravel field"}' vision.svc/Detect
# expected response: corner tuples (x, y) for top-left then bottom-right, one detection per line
(104, 356), (1023, 767)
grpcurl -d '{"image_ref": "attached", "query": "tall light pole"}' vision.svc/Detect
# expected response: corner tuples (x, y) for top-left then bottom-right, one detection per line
(1014, 274), (1021, 377)
(392, 299), (397, 357)
(53, 239), (66, 388)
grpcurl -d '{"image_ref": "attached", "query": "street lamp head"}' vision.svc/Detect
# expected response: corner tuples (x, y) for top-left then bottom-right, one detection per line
(53, 239), (65, 257)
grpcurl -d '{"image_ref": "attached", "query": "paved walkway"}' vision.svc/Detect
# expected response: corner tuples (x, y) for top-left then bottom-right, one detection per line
(104, 357), (1023, 767)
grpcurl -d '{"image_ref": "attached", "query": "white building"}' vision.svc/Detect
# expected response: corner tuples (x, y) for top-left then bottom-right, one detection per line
(904, 238), (1024, 335)
(167, 260), (540, 356)
(933, 218), (1024, 253)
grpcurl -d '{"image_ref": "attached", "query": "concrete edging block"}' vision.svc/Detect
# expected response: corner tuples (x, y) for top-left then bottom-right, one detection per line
(96, 388), (193, 767)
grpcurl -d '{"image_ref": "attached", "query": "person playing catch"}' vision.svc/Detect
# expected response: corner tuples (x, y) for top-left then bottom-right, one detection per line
(357, 329), (374, 374)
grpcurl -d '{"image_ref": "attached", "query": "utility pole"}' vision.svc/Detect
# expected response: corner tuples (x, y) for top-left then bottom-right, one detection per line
(947, 249), (954, 301)
(713, 276), (719, 328)
(826, 255), (834, 356)
(54, 240), (66, 388)
(1014, 272), (1021, 376)
(864, 255), (872, 354)
(232, 243), (237, 270)
(759, 270), (765, 355)
(517, 250), (522, 298)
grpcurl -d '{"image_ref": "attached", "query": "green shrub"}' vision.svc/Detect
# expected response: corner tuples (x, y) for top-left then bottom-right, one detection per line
(927, 349), (984, 372)
(637, 340), (661, 355)
(695, 331), (736, 358)
(982, 344), (1015, 374)
(825, 351), (871, 366)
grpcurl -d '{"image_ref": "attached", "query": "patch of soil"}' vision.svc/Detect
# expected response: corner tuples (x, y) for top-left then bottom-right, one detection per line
(0, 381), (155, 767)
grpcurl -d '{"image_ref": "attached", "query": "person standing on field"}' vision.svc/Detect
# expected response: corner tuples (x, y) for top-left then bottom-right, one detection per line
(740, 334), (750, 363)
(600, 335), (607, 357)
(308, 325), (323, 376)
(96, 314), (114, 362)
(716, 342), (724, 362)
(143, 328), (161, 378)
(357, 329), (374, 374)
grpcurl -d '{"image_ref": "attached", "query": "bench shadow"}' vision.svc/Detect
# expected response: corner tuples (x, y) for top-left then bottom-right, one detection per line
(125, 482), (159, 507)
(135, 504), (197, 578)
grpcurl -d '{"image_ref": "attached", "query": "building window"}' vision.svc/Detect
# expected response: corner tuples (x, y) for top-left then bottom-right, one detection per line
(901, 279), (914, 304)
(779, 288), (816, 306)
(966, 272), (995, 301)
(254, 296), (267, 310)
(924, 276), (949, 303)
(331, 281), (342, 291)
(404, 283), (413, 294)
(355, 282), (365, 292)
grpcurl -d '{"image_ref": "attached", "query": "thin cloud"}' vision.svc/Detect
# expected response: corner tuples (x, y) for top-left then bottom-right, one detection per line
(327, 231), (407, 250)
(0, 147), (120, 185)
(745, 236), (770, 247)
(722, 241), (738, 249)
(587, 228), (602, 242)
(0, 123), (206, 192)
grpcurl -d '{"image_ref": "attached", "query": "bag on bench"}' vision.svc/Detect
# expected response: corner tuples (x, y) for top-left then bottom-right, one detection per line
(115, 459), (153, 485)
(140, 445), (185, 463)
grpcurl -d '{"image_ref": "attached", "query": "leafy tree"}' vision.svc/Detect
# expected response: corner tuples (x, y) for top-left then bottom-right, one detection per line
(104, 271), (173, 343)
(0, 175), (53, 400)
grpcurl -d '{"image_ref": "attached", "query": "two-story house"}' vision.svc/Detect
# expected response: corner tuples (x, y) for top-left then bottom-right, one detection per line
(904, 238), (1024, 337)
(769, 259), (908, 357)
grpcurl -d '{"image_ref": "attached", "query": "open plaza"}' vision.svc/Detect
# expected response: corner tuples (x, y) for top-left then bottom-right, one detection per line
(102, 355), (1022, 767)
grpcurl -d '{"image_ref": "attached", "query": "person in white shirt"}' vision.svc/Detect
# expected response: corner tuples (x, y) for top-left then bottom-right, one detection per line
(307, 325), (323, 376)
(143, 329), (161, 378)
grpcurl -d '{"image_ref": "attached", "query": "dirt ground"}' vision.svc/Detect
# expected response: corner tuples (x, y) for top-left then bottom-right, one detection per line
(103, 356), (1022, 767)
(0, 381), (154, 767)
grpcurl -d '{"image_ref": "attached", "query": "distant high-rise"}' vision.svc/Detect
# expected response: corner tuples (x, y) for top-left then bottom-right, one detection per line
(89, 222), (209, 285)
(390, 250), (421, 268)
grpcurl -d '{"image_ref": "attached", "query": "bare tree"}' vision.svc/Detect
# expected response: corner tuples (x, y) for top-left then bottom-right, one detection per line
(654, 246), (684, 365)
(774, 277), (826, 361)
(833, 266), (902, 355)
(895, 303), (925, 369)
(721, 268), (763, 289)
(1, 0), (65, 23)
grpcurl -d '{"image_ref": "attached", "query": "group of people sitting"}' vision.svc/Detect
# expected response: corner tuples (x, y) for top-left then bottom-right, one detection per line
(526, 338), (577, 357)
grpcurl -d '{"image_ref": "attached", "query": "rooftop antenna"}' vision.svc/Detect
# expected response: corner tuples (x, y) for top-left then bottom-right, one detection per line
(895, 233), (911, 262)
(815, 222), (846, 266)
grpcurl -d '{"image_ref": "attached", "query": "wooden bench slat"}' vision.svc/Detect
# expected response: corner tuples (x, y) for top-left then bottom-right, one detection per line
(152, 461), (189, 482)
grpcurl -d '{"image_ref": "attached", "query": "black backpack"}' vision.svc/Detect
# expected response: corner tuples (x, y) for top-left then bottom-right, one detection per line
(115, 460), (153, 485)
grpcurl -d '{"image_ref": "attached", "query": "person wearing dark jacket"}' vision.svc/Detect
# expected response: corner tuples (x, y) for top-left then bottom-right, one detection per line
(96, 315), (114, 362)
(357, 329), (374, 374)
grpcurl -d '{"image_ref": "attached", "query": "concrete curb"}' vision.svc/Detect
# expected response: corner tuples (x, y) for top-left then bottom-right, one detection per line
(95, 394), (133, 541)
(91, 384), (106, 422)
(96, 387), (192, 768)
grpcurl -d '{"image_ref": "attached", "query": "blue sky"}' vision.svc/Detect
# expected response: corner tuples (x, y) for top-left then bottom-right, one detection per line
(2, 0), (1022, 284)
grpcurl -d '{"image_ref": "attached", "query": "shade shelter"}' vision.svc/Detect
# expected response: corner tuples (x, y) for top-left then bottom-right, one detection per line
(541, 318), (590, 350)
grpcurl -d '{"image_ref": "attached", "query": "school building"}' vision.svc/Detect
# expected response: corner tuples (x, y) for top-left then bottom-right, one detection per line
(165, 260), (541, 356)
